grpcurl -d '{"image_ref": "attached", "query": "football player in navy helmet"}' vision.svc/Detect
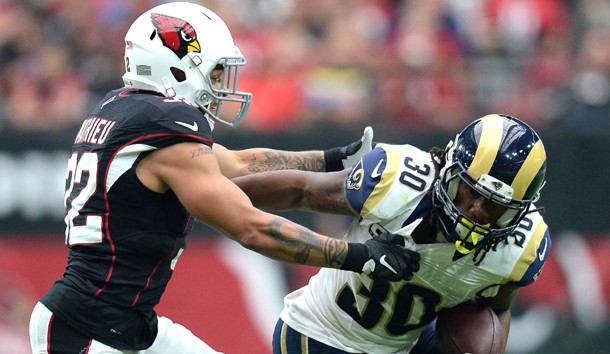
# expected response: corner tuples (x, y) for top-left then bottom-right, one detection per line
(235, 114), (550, 354)
(28, 3), (419, 354)
(431, 114), (546, 263)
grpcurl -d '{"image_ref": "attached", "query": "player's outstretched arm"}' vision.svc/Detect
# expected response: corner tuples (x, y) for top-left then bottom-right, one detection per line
(214, 126), (374, 178)
(232, 169), (353, 216)
(138, 141), (417, 281)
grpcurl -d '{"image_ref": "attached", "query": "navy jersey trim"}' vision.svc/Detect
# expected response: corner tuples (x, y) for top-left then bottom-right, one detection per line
(345, 147), (388, 215)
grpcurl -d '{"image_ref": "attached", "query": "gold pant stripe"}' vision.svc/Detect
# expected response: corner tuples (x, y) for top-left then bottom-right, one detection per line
(281, 322), (288, 354)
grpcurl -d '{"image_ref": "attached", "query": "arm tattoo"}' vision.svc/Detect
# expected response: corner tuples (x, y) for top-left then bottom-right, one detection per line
(268, 218), (348, 267)
(322, 237), (348, 267)
(191, 146), (213, 158)
(248, 151), (325, 173)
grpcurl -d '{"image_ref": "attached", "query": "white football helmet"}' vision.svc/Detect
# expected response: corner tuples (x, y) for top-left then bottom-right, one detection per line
(122, 2), (252, 129)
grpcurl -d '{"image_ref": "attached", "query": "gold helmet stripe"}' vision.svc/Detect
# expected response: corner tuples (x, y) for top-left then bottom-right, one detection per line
(511, 139), (546, 200)
(467, 114), (503, 179)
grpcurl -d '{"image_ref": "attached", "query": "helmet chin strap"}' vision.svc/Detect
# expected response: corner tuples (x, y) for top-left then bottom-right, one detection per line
(203, 110), (216, 131)
(161, 77), (176, 98)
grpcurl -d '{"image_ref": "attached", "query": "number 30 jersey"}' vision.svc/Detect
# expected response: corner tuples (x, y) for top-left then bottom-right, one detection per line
(280, 144), (551, 353)
(40, 88), (215, 348)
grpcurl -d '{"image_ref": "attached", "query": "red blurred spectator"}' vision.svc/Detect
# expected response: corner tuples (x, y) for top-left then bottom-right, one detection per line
(236, 24), (309, 133)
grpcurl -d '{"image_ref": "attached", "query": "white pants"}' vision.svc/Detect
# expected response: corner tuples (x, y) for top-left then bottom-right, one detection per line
(30, 302), (222, 354)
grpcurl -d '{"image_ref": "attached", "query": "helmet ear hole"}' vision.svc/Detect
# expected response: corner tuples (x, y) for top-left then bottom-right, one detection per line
(171, 67), (186, 82)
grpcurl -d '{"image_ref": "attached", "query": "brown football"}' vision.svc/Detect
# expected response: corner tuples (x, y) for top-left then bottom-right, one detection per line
(436, 301), (505, 354)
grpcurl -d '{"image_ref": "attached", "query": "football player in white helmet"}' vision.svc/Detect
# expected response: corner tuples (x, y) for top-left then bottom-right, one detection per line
(121, 2), (251, 130)
(28, 2), (420, 354)
(235, 114), (550, 354)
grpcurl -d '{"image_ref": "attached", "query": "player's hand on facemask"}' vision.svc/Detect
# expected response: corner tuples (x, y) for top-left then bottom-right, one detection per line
(342, 231), (420, 282)
(324, 126), (375, 172)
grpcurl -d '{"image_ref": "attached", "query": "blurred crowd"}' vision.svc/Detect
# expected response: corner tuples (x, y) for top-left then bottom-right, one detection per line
(1, 0), (609, 135)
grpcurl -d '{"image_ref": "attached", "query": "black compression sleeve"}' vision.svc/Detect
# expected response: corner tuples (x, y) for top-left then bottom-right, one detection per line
(323, 147), (345, 172)
(340, 243), (369, 273)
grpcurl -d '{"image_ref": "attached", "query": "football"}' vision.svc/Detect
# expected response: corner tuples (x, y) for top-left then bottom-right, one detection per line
(436, 301), (505, 354)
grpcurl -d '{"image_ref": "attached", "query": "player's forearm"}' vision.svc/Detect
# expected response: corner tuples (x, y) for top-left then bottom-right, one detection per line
(299, 170), (353, 215)
(236, 214), (348, 268)
(233, 213), (421, 281)
(232, 170), (311, 210)
(238, 148), (326, 173)
(233, 170), (353, 215)
(229, 127), (372, 174)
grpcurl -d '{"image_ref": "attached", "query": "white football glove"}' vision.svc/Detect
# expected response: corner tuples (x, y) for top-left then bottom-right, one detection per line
(324, 126), (375, 171)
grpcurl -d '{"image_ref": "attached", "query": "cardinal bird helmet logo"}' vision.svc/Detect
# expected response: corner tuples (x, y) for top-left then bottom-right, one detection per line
(150, 13), (201, 59)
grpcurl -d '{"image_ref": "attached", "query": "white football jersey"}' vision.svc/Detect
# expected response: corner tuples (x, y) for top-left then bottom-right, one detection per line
(280, 144), (550, 353)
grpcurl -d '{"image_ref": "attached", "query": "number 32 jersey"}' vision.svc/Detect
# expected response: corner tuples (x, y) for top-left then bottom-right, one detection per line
(40, 88), (215, 348)
(280, 143), (551, 353)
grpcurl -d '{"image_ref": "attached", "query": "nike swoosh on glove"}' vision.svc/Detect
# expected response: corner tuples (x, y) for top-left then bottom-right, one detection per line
(362, 232), (420, 281)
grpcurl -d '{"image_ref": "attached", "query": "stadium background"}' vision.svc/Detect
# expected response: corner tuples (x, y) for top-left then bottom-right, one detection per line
(1, 0), (609, 353)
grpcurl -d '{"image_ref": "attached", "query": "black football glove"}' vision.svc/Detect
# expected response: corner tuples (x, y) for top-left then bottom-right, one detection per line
(342, 232), (420, 282)
(324, 126), (375, 172)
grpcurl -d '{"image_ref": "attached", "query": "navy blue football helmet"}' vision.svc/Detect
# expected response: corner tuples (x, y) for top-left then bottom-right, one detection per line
(432, 114), (547, 254)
